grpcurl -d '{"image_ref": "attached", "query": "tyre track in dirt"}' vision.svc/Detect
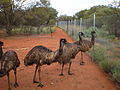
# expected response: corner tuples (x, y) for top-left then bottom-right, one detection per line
(0, 27), (119, 90)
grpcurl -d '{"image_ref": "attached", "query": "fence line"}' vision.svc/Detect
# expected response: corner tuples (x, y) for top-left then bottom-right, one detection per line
(57, 16), (120, 60)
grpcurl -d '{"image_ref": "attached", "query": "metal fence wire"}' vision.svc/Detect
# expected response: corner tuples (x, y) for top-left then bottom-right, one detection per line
(57, 15), (120, 60)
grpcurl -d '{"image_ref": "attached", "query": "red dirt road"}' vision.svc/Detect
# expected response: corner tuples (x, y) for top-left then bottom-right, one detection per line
(0, 28), (119, 90)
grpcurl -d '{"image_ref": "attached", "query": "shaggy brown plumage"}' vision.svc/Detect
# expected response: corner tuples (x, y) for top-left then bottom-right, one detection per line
(24, 38), (67, 87)
(57, 32), (84, 76)
(0, 41), (20, 90)
(79, 31), (96, 65)
(0, 41), (3, 60)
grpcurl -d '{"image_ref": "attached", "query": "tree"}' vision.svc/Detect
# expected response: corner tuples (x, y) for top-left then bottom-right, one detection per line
(24, 7), (57, 26)
(105, 0), (120, 37)
(0, 0), (57, 35)
(112, 0), (120, 8)
(0, 0), (27, 35)
(58, 15), (73, 21)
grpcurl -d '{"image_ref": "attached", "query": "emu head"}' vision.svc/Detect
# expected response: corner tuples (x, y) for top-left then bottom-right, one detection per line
(0, 41), (4, 47)
(59, 38), (67, 55)
(79, 32), (84, 36)
(79, 32), (85, 39)
(59, 38), (67, 50)
(91, 31), (96, 45)
(50, 38), (67, 63)
(60, 38), (67, 46)
(91, 31), (96, 37)
(78, 32), (84, 44)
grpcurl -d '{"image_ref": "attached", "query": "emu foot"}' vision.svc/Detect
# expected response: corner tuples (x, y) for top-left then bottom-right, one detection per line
(33, 80), (39, 83)
(14, 82), (19, 88)
(80, 61), (85, 65)
(68, 72), (74, 75)
(37, 84), (44, 88)
(59, 73), (64, 76)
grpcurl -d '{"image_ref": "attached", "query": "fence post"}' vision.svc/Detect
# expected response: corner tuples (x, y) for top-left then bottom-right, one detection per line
(80, 18), (82, 32)
(92, 13), (96, 61)
(66, 20), (69, 33)
(93, 13), (96, 31)
(74, 19), (76, 38)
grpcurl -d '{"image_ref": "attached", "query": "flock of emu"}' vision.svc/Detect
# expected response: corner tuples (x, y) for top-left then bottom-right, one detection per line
(0, 31), (96, 90)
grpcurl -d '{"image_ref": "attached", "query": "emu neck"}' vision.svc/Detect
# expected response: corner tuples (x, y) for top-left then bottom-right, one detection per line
(79, 35), (83, 44)
(59, 41), (64, 56)
(91, 34), (95, 45)
(0, 47), (3, 59)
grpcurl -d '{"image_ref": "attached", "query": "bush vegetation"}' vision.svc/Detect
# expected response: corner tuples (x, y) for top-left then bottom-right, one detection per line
(90, 44), (120, 83)
(11, 26), (55, 35)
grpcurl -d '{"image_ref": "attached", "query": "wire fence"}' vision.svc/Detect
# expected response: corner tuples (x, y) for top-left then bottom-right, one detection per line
(12, 25), (54, 35)
(57, 15), (120, 60)
(0, 25), (54, 37)
(56, 17), (96, 40)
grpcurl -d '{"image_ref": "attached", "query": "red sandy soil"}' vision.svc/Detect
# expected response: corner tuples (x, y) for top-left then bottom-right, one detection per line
(0, 27), (119, 90)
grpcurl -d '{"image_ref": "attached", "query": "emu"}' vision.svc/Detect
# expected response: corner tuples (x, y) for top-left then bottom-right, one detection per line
(0, 41), (20, 90)
(57, 32), (84, 76)
(79, 31), (96, 65)
(24, 38), (67, 87)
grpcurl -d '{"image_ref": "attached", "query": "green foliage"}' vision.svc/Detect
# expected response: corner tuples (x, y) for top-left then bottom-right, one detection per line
(96, 28), (116, 39)
(106, 35), (116, 39)
(75, 9), (89, 19)
(11, 26), (55, 35)
(24, 6), (58, 26)
(90, 45), (107, 63)
(40, 0), (51, 7)
(58, 15), (73, 21)
(90, 44), (120, 83)
(74, 5), (120, 38)
(81, 27), (98, 38)
(0, 0), (58, 35)
(100, 59), (117, 73)
(102, 14), (120, 37)
(112, 68), (120, 83)
(75, 5), (120, 19)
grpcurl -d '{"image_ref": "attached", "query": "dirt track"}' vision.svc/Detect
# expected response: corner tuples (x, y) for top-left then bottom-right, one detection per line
(0, 27), (119, 90)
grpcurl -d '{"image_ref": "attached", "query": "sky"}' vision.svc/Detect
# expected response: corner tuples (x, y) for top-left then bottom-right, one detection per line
(50, 0), (113, 16)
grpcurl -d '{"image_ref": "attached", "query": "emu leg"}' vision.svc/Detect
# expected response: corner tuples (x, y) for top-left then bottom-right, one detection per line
(33, 65), (39, 83)
(59, 63), (64, 76)
(80, 52), (85, 65)
(7, 72), (11, 90)
(14, 69), (19, 88)
(37, 65), (44, 87)
(68, 62), (74, 75)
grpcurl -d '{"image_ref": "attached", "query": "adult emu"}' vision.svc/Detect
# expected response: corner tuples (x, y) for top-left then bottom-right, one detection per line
(24, 38), (67, 87)
(0, 41), (20, 90)
(57, 32), (84, 76)
(79, 31), (96, 65)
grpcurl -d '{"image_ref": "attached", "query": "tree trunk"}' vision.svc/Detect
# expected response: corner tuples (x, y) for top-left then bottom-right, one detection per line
(6, 25), (12, 35)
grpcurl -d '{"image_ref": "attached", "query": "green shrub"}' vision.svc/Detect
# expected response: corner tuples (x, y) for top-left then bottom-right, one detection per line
(11, 26), (55, 35)
(111, 63), (120, 83)
(90, 45), (120, 83)
(90, 45), (107, 63)
(83, 27), (98, 38)
(105, 35), (116, 39)
(99, 59), (117, 73)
